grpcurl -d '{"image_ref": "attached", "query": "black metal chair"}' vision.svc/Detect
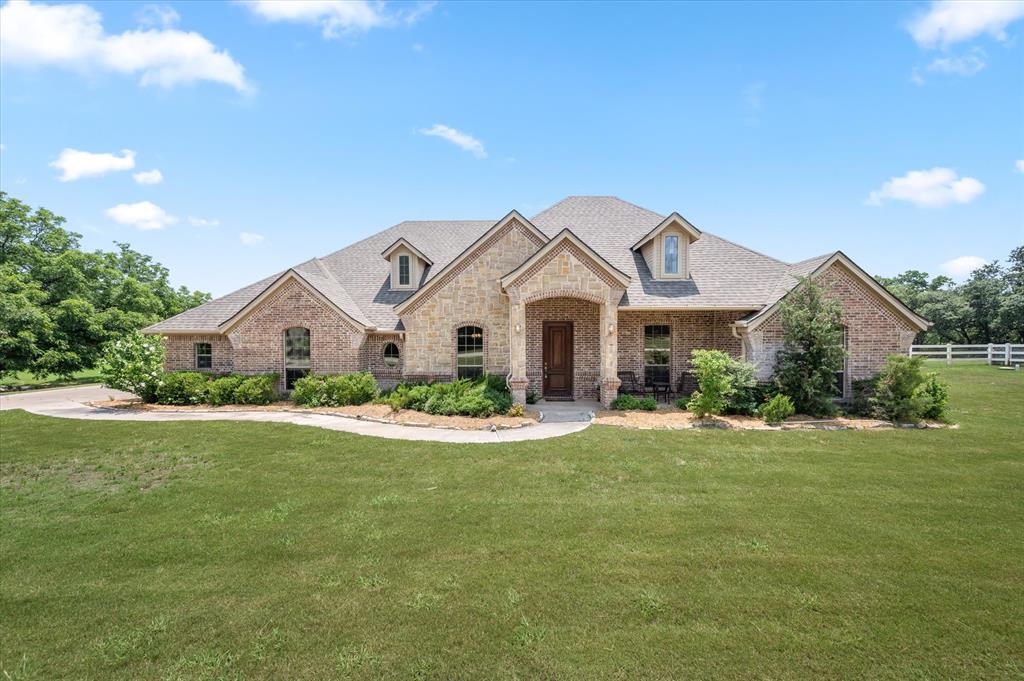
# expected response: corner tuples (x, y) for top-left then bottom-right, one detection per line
(617, 370), (646, 396)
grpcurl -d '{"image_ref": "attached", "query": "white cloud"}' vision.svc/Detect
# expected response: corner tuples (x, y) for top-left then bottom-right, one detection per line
(239, 231), (264, 246)
(136, 4), (179, 28)
(418, 124), (486, 158)
(926, 50), (986, 76)
(908, 0), (1024, 48)
(50, 148), (135, 181)
(188, 216), (219, 227)
(0, 0), (250, 92)
(133, 168), (163, 185)
(940, 255), (987, 279)
(106, 201), (177, 230)
(1015, 159), (1024, 173)
(866, 167), (985, 207)
(241, 1), (435, 39)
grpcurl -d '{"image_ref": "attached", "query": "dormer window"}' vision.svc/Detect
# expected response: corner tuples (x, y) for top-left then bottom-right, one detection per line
(663, 235), (679, 275)
(398, 255), (410, 286)
(381, 238), (432, 291)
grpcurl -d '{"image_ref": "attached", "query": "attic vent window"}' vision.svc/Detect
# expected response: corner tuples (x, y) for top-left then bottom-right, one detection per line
(398, 255), (410, 286)
(664, 235), (679, 275)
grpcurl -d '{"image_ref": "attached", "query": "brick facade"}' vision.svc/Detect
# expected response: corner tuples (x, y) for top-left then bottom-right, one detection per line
(744, 261), (918, 396)
(616, 310), (746, 392)
(162, 334), (234, 374)
(525, 297), (601, 400)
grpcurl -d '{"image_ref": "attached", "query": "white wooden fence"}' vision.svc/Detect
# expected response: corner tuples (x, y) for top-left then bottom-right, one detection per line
(909, 343), (1024, 365)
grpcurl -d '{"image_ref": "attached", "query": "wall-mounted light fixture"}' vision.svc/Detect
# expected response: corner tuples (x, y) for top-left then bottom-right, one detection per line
(515, 323), (522, 333)
(608, 323), (616, 334)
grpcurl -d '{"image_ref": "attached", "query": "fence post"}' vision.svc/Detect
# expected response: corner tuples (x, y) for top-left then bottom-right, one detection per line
(987, 343), (993, 365)
(1006, 343), (1012, 366)
(946, 343), (952, 365)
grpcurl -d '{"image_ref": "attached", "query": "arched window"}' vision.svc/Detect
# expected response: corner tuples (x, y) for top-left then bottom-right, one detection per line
(284, 327), (310, 389)
(456, 326), (484, 379)
(382, 342), (400, 368)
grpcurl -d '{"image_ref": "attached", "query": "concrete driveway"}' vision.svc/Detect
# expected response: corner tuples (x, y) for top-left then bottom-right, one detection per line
(0, 385), (591, 443)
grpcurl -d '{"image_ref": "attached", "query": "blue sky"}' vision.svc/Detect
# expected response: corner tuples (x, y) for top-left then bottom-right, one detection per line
(1, 0), (1022, 297)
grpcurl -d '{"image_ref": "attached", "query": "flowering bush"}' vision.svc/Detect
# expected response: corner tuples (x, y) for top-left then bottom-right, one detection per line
(97, 331), (165, 402)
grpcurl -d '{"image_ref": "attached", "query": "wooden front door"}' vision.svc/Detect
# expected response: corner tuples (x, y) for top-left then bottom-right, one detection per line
(542, 321), (573, 399)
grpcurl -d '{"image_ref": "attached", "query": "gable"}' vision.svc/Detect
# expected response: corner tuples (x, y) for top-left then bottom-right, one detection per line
(219, 270), (369, 334)
(501, 229), (630, 292)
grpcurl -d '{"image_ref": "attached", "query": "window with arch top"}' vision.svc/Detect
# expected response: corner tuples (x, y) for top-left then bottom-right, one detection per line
(284, 327), (310, 389)
(456, 326), (484, 379)
(382, 342), (400, 368)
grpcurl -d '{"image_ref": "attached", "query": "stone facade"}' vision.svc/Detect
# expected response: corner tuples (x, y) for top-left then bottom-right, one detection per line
(525, 297), (600, 400)
(399, 219), (545, 379)
(744, 261), (919, 397)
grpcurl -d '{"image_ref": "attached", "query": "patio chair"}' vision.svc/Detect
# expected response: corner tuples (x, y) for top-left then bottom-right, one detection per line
(617, 370), (646, 396)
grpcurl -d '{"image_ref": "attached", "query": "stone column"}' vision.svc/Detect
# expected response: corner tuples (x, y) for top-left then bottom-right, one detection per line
(507, 290), (529, 405)
(598, 291), (621, 407)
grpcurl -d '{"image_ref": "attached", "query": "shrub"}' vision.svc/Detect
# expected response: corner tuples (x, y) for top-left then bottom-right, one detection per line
(610, 394), (640, 410)
(291, 374), (327, 407)
(155, 371), (209, 405)
(850, 377), (877, 417)
(871, 355), (929, 422)
(507, 403), (525, 418)
(913, 371), (950, 421)
(686, 349), (737, 418)
(97, 331), (165, 402)
(207, 375), (245, 406)
(385, 375), (510, 417)
(234, 374), (278, 405)
(772, 277), (846, 417)
(525, 390), (538, 405)
(761, 393), (795, 425)
(637, 397), (658, 411)
(292, 372), (379, 407)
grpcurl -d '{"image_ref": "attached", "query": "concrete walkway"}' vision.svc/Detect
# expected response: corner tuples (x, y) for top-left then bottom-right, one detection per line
(0, 386), (591, 444)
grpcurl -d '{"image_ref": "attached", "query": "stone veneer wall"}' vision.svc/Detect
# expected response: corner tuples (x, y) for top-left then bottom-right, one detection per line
(400, 220), (545, 379)
(616, 310), (747, 392)
(227, 279), (364, 389)
(162, 334), (234, 374)
(525, 297), (600, 400)
(745, 262), (918, 396)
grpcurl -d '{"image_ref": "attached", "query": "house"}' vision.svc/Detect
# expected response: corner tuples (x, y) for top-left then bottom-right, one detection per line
(143, 196), (929, 406)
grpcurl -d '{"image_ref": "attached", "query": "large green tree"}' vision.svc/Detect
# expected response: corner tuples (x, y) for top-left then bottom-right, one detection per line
(0, 192), (210, 378)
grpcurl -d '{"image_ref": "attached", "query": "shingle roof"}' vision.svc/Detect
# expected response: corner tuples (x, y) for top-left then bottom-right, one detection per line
(143, 196), (832, 334)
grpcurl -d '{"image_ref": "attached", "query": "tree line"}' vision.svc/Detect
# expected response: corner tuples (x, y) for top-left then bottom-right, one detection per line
(876, 246), (1023, 345)
(0, 192), (211, 378)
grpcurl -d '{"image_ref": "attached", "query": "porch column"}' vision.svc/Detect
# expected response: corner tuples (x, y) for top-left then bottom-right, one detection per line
(507, 290), (529, 405)
(598, 292), (621, 407)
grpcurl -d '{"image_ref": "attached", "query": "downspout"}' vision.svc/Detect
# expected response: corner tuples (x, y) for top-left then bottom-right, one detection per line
(731, 323), (747, 362)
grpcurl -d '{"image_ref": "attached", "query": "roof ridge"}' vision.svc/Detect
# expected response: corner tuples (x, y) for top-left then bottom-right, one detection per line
(787, 252), (836, 269)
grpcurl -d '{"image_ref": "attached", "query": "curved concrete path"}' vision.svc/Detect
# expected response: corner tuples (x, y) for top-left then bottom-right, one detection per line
(0, 385), (591, 443)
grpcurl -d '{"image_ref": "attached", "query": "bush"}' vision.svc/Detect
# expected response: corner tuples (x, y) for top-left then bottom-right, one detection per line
(687, 349), (738, 418)
(525, 390), (538, 405)
(507, 403), (525, 418)
(850, 377), (877, 417)
(761, 393), (795, 425)
(772, 277), (846, 417)
(97, 331), (165, 402)
(913, 371), (950, 420)
(610, 394), (640, 410)
(206, 375), (245, 406)
(870, 355), (929, 422)
(154, 371), (208, 405)
(234, 374), (278, 405)
(384, 375), (510, 417)
(293, 372), (379, 407)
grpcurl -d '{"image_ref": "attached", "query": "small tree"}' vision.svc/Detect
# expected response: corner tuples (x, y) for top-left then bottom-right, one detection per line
(97, 331), (165, 402)
(773, 277), (846, 417)
(687, 349), (736, 418)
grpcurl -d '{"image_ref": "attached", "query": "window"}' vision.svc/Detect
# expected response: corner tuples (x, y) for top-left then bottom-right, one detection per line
(663, 235), (679, 275)
(456, 326), (484, 379)
(398, 254), (410, 287)
(382, 342), (400, 368)
(833, 326), (848, 398)
(644, 325), (671, 385)
(284, 327), (310, 389)
(195, 342), (212, 369)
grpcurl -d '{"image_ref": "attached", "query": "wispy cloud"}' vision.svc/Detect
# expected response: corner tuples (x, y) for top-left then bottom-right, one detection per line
(0, 0), (251, 92)
(866, 167), (985, 207)
(106, 201), (177, 230)
(188, 216), (219, 227)
(51, 148), (135, 181)
(1015, 159), (1024, 173)
(133, 168), (163, 185)
(418, 124), (487, 158)
(927, 49), (987, 76)
(240, 1), (436, 39)
(908, 0), (1024, 48)
(940, 255), (987, 279)
(239, 231), (264, 246)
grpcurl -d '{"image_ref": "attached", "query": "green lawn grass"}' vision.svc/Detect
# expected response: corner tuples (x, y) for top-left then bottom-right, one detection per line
(1, 364), (1021, 679)
(0, 368), (102, 390)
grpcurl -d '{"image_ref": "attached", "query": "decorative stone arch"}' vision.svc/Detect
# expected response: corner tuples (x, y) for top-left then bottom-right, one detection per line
(522, 288), (607, 306)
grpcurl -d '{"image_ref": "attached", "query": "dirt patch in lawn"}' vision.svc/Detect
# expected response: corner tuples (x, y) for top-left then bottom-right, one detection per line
(91, 399), (538, 431)
(594, 407), (952, 430)
(0, 454), (207, 494)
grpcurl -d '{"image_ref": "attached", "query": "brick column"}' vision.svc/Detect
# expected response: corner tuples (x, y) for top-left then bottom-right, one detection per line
(508, 291), (529, 405)
(598, 293), (621, 407)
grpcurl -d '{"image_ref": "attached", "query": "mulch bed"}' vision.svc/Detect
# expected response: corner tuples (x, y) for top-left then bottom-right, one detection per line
(594, 407), (954, 430)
